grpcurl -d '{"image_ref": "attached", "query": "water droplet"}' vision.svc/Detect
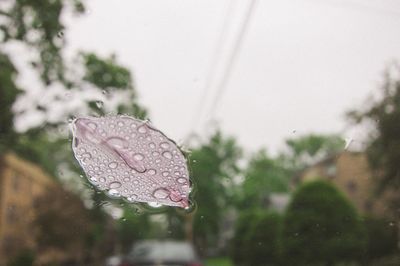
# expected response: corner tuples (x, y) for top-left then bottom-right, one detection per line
(169, 191), (183, 202)
(87, 122), (97, 130)
(153, 188), (170, 199)
(177, 177), (187, 184)
(117, 121), (124, 127)
(108, 162), (118, 169)
(106, 137), (128, 149)
(160, 142), (170, 149)
(148, 169), (156, 175)
(138, 125), (147, 133)
(127, 194), (138, 202)
(133, 153), (144, 161)
(149, 142), (156, 149)
(123, 176), (131, 182)
(108, 189), (120, 197)
(82, 152), (92, 158)
(95, 101), (104, 108)
(109, 181), (122, 189)
(345, 138), (353, 150)
(162, 171), (169, 177)
(174, 171), (180, 176)
(162, 151), (172, 159)
(99, 177), (106, 182)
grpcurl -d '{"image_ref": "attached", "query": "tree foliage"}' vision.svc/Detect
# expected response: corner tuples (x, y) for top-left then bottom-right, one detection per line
(283, 134), (345, 171)
(0, 0), (148, 260)
(348, 65), (400, 212)
(282, 181), (366, 266)
(117, 207), (150, 253)
(0, 0), (85, 84)
(363, 216), (398, 263)
(242, 211), (282, 266)
(191, 131), (242, 252)
(0, 52), (20, 153)
(231, 210), (264, 266)
(238, 149), (290, 209)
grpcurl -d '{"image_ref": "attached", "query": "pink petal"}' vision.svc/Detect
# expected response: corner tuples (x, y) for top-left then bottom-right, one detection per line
(71, 115), (191, 208)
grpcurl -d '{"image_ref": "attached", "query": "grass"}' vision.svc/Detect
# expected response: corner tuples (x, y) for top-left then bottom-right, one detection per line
(205, 257), (233, 266)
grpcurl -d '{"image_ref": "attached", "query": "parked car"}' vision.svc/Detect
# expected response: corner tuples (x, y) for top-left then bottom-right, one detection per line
(105, 255), (123, 266)
(119, 240), (203, 266)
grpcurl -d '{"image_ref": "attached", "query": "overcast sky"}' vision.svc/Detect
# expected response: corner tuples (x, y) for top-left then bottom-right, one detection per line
(65, 0), (400, 154)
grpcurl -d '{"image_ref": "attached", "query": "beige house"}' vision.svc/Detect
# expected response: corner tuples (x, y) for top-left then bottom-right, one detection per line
(293, 151), (390, 218)
(0, 153), (56, 263)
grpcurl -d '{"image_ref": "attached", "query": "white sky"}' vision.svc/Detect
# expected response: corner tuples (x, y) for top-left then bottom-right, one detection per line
(64, 0), (400, 154)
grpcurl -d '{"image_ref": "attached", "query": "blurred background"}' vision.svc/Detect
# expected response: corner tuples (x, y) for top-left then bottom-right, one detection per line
(0, 0), (399, 265)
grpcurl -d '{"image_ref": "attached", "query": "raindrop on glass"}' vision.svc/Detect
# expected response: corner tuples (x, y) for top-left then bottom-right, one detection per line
(95, 101), (104, 108)
(162, 151), (172, 159)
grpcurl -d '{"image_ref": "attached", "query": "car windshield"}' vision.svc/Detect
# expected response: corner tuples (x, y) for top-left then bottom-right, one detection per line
(1, 1), (399, 266)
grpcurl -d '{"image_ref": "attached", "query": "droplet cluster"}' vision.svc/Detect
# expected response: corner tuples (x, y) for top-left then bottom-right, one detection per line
(71, 115), (190, 208)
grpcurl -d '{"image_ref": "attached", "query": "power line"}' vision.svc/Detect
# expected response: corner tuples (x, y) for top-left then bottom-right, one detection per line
(189, 0), (237, 133)
(206, 0), (258, 122)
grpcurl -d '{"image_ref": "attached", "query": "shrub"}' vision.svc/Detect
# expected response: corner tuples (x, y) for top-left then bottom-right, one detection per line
(243, 211), (282, 266)
(231, 209), (264, 266)
(364, 216), (398, 262)
(282, 180), (367, 266)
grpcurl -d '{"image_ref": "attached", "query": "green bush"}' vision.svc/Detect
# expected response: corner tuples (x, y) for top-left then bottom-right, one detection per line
(364, 216), (398, 262)
(282, 180), (367, 266)
(231, 209), (264, 266)
(243, 211), (282, 266)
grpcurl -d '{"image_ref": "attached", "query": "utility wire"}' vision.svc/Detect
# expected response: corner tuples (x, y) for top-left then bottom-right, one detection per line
(206, 0), (258, 122)
(189, 0), (237, 134)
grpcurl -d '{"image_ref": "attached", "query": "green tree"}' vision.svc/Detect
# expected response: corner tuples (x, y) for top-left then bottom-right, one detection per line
(117, 207), (151, 253)
(243, 211), (282, 266)
(231, 210), (264, 266)
(191, 131), (242, 253)
(348, 64), (400, 214)
(283, 134), (345, 171)
(363, 216), (398, 263)
(0, 0), (148, 261)
(282, 181), (366, 266)
(238, 149), (290, 210)
(0, 52), (20, 154)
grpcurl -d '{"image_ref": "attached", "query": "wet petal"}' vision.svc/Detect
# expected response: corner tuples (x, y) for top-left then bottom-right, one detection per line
(71, 115), (191, 208)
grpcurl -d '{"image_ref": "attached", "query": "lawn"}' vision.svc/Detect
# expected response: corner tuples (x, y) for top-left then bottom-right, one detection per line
(205, 257), (233, 266)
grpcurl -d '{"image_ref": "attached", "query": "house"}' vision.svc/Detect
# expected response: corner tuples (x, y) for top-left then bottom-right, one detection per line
(0, 153), (56, 263)
(293, 151), (390, 218)
(0, 153), (92, 265)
